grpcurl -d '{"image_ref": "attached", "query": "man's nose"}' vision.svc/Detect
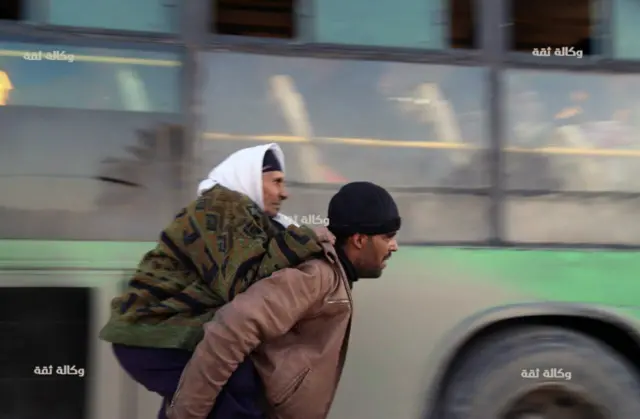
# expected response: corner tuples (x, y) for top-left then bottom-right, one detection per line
(389, 238), (399, 252)
(280, 186), (288, 200)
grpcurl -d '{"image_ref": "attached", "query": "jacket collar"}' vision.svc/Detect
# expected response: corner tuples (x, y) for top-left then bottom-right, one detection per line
(318, 242), (357, 294)
(335, 246), (358, 287)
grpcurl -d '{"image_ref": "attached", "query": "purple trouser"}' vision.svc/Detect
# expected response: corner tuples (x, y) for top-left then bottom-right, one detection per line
(112, 344), (265, 419)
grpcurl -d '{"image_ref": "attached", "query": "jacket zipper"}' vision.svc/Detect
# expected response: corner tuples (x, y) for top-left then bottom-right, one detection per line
(169, 370), (187, 408)
(274, 367), (311, 407)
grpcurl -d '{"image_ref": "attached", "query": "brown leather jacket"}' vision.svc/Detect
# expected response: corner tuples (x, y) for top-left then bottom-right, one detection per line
(167, 243), (353, 419)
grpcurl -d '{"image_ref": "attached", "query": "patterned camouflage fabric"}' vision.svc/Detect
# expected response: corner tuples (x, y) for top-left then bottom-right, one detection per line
(99, 185), (324, 351)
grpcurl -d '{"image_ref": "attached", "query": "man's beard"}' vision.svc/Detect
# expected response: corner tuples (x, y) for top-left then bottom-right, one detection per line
(357, 265), (383, 279)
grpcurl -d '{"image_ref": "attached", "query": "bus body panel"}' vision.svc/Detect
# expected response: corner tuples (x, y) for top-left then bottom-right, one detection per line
(2, 241), (640, 419)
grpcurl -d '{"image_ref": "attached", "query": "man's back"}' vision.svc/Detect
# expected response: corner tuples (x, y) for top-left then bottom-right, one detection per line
(168, 245), (353, 419)
(252, 257), (352, 419)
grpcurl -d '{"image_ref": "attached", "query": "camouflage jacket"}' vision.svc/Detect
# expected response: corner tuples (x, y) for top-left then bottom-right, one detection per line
(99, 185), (324, 350)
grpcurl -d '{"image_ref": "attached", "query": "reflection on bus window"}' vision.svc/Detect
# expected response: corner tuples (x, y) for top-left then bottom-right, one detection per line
(197, 52), (490, 242)
(199, 52), (488, 189)
(0, 42), (186, 241)
(506, 70), (640, 192)
(505, 70), (640, 245)
(0, 69), (12, 105)
(0, 42), (181, 112)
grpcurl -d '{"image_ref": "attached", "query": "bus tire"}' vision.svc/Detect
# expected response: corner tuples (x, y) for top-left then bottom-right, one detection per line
(439, 325), (640, 419)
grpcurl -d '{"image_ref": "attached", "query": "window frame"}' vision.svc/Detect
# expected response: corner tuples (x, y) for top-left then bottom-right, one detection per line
(0, 31), (197, 240)
(503, 0), (607, 62)
(189, 0), (640, 70)
(2, 0), (638, 70)
(0, 2), (184, 39)
(201, 0), (487, 57)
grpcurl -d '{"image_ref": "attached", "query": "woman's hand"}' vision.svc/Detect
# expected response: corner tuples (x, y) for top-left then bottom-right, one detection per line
(312, 226), (336, 245)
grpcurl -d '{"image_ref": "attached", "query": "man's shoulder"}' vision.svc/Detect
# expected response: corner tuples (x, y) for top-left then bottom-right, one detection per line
(295, 256), (350, 306)
(297, 258), (338, 281)
(264, 258), (337, 288)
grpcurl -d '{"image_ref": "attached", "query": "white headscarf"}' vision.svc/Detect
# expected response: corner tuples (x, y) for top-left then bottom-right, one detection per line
(197, 143), (298, 228)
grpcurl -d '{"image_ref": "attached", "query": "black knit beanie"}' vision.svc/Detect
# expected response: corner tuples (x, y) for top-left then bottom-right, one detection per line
(328, 182), (401, 236)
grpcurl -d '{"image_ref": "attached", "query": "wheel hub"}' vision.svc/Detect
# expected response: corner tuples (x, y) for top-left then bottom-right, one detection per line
(504, 385), (607, 419)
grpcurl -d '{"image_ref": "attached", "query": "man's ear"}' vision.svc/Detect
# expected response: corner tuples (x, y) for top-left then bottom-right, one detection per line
(350, 233), (368, 250)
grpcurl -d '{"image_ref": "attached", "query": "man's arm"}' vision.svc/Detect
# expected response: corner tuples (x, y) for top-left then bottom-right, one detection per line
(166, 262), (333, 419)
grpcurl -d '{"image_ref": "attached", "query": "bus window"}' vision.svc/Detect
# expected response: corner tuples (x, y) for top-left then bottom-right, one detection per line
(1, 0), (178, 33)
(505, 69), (640, 245)
(197, 51), (490, 242)
(0, 42), (180, 113)
(0, 42), (188, 241)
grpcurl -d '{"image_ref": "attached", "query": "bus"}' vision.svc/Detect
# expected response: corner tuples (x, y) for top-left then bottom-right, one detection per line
(3, 38), (640, 419)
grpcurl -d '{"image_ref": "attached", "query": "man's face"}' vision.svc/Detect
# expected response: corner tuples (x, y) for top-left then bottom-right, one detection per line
(262, 171), (288, 217)
(350, 232), (399, 278)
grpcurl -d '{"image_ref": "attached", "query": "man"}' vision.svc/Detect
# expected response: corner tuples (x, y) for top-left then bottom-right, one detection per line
(167, 181), (401, 419)
(99, 143), (334, 419)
